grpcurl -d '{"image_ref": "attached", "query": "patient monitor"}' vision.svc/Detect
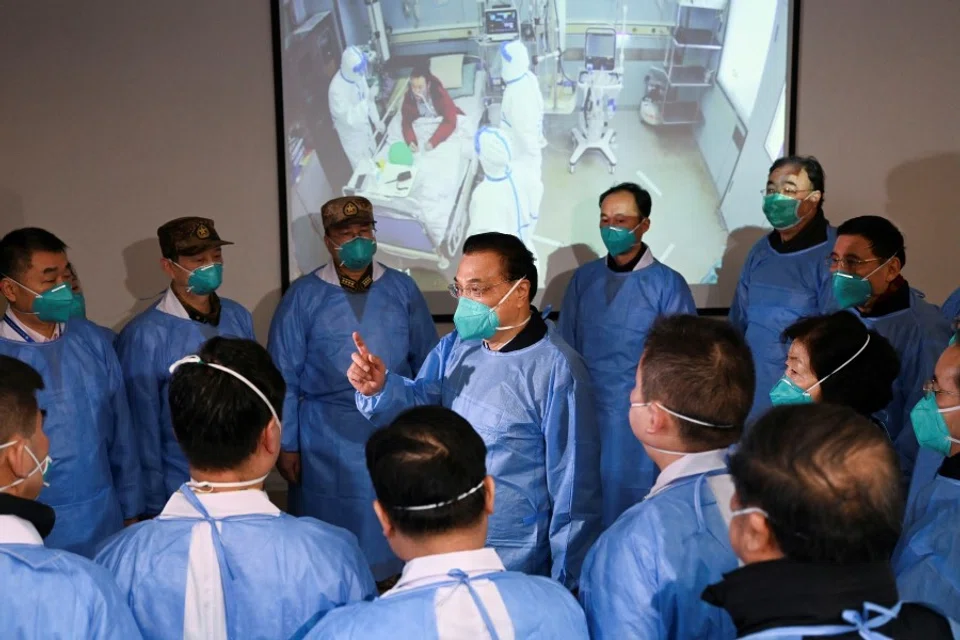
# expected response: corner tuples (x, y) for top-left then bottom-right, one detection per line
(484, 8), (520, 42)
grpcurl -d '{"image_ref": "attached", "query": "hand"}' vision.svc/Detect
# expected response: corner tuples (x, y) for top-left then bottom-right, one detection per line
(277, 451), (301, 485)
(347, 332), (387, 396)
(124, 518), (138, 527)
(409, 141), (419, 153)
(425, 142), (434, 152)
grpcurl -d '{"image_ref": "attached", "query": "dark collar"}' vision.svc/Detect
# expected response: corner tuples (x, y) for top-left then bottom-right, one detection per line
(769, 211), (829, 254)
(338, 264), (374, 294)
(0, 493), (56, 539)
(174, 289), (222, 327)
(497, 306), (548, 354)
(606, 244), (648, 273)
(939, 452), (960, 480)
(701, 558), (898, 636)
(859, 276), (910, 318)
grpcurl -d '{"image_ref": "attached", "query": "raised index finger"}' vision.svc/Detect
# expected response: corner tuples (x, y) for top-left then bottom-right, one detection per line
(353, 331), (369, 356)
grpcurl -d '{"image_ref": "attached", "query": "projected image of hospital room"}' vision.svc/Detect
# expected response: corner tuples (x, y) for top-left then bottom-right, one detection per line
(281, 0), (790, 296)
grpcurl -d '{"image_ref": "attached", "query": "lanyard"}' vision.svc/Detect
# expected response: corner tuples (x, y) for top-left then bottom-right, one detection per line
(2, 315), (35, 343)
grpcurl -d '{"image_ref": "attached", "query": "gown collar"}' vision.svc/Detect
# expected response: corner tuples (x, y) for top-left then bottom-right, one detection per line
(385, 547), (506, 598)
(0, 493), (55, 542)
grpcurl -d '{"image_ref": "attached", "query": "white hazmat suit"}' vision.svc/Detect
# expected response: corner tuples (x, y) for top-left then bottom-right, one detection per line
(499, 41), (545, 223)
(329, 46), (383, 171)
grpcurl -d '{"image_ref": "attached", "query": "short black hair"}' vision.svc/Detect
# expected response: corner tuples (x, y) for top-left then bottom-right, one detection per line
(0, 356), (44, 442)
(783, 312), (900, 419)
(730, 404), (903, 564)
(598, 182), (652, 218)
(169, 337), (285, 471)
(366, 406), (488, 536)
(640, 315), (755, 449)
(837, 215), (907, 269)
(410, 62), (432, 81)
(0, 228), (68, 281)
(769, 155), (826, 214)
(463, 232), (538, 299)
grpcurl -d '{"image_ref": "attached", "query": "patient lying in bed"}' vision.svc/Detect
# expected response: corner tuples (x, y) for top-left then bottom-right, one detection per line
(401, 62), (464, 153)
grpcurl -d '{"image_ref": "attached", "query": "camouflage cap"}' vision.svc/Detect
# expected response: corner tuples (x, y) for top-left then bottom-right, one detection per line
(321, 197), (374, 231)
(157, 217), (233, 258)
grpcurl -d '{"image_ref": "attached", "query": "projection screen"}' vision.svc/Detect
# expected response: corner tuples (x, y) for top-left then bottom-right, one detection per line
(273, 0), (799, 314)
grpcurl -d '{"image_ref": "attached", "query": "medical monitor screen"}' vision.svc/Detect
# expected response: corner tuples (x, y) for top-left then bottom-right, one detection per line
(485, 10), (520, 37)
(275, 0), (798, 313)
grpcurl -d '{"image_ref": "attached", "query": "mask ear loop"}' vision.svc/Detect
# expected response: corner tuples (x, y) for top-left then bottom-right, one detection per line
(806, 334), (871, 393)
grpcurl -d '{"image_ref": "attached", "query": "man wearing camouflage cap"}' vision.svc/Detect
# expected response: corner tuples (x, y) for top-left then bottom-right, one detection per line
(268, 196), (437, 585)
(116, 217), (255, 516)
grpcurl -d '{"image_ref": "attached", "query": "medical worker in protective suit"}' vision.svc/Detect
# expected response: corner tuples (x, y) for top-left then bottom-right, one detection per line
(95, 337), (376, 639)
(560, 182), (696, 526)
(729, 155), (836, 422)
(467, 127), (537, 265)
(117, 217), (255, 517)
(0, 228), (141, 556)
(499, 40), (545, 222)
(297, 406), (589, 639)
(268, 196), (436, 582)
(580, 315), (754, 639)
(829, 216), (951, 485)
(0, 355), (141, 639)
(703, 404), (958, 638)
(330, 45), (383, 172)
(347, 232), (601, 591)
(892, 338), (960, 621)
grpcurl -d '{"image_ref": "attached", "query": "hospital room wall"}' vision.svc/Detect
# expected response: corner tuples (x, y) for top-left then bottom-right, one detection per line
(1, 0), (958, 339)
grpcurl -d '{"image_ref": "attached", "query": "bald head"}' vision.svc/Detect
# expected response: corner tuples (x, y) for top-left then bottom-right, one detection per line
(730, 403), (902, 564)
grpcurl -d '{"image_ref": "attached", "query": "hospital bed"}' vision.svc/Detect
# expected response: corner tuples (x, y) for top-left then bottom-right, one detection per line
(343, 55), (487, 271)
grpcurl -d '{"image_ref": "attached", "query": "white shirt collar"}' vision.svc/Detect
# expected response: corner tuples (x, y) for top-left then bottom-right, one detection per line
(158, 489), (281, 520)
(0, 514), (45, 545)
(607, 245), (656, 272)
(645, 448), (729, 499)
(316, 261), (385, 286)
(384, 548), (506, 598)
(0, 310), (62, 343)
(156, 287), (192, 320)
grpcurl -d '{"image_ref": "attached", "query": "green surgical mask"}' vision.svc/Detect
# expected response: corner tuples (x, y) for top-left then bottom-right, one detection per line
(832, 258), (892, 309)
(762, 193), (808, 230)
(453, 279), (527, 341)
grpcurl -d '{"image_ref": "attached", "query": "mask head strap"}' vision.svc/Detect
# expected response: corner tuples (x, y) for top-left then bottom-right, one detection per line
(632, 401), (734, 429)
(390, 479), (485, 512)
(809, 334), (871, 391)
(169, 356), (281, 429)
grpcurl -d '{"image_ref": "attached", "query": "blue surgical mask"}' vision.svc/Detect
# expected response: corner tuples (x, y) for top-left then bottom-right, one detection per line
(832, 258), (891, 309)
(911, 392), (960, 456)
(335, 237), (377, 271)
(600, 223), (641, 256)
(0, 440), (52, 492)
(175, 262), (223, 295)
(454, 279), (526, 341)
(6, 279), (75, 324)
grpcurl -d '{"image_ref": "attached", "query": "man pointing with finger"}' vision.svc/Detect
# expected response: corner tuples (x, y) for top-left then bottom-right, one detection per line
(349, 232), (602, 591)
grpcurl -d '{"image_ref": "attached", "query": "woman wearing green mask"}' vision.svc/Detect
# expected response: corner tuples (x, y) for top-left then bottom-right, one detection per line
(769, 312), (900, 424)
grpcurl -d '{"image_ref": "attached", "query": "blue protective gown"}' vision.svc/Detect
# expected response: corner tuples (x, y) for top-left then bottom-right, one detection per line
(298, 570), (589, 639)
(559, 254), (697, 526)
(729, 229), (837, 422)
(893, 470), (960, 620)
(0, 321), (143, 556)
(851, 289), (952, 477)
(580, 468), (738, 639)
(267, 266), (437, 580)
(94, 486), (376, 640)
(115, 297), (255, 515)
(0, 543), (142, 639)
(356, 326), (603, 589)
(904, 447), (944, 533)
(944, 286), (960, 326)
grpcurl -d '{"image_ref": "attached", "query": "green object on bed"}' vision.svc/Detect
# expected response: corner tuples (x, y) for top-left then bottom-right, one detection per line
(389, 141), (415, 166)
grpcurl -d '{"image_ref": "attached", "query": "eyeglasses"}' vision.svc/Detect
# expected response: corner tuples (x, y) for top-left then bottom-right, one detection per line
(762, 187), (813, 197)
(448, 280), (508, 300)
(825, 256), (881, 271)
(923, 380), (960, 398)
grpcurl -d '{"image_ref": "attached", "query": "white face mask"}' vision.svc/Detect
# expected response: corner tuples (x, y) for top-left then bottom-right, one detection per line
(169, 355), (282, 492)
(0, 440), (52, 492)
